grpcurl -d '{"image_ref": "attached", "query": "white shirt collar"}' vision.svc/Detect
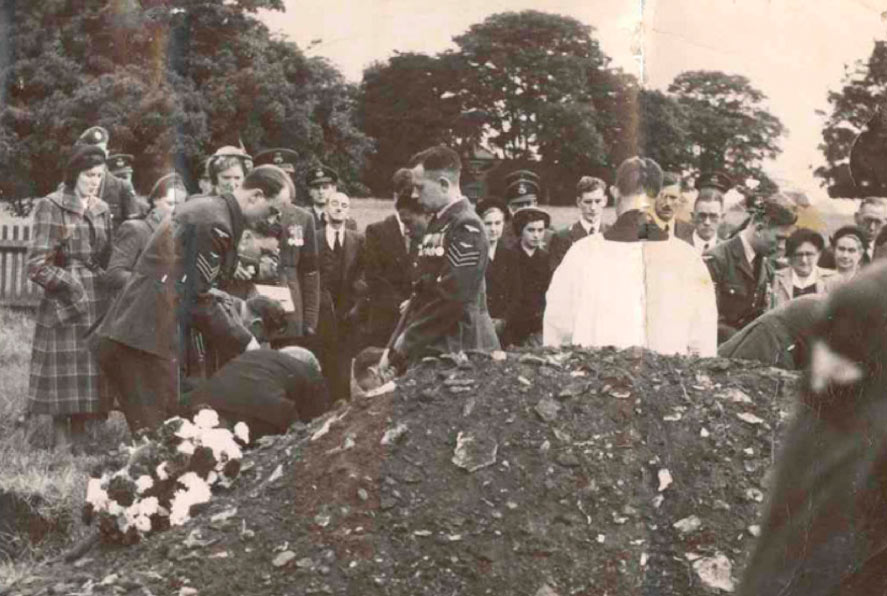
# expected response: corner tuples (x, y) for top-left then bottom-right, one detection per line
(393, 211), (406, 237)
(738, 231), (757, 267)
(693, 230), (714, 253)
(792, 267), (818, 289)
(651, 211), (671, 233)
(325, 225), (343, 249)
(578, 218), (599, 235)
(489, 242), (498, 261)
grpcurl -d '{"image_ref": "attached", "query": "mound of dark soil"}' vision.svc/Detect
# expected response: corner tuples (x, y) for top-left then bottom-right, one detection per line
(6, 347), (801, 596)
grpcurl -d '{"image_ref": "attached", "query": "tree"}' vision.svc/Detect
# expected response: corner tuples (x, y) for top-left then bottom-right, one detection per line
(815, 41), (887, 197)
(0, 0), (371, 209)
(668, 71), (785, 185)
(453, 10), (609, 167)
(355, 52), (472, 194)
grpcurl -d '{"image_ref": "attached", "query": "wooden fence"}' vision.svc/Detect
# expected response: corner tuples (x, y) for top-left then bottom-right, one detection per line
(0, 224), (41, 307)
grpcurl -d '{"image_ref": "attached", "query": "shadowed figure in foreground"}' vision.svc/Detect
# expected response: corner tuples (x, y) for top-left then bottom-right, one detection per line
(739, 262), (887, 595)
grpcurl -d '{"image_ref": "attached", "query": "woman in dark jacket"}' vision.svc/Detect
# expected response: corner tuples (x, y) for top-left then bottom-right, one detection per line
(477, 198), (521, 345)
(507, 207), (552, 347)
(27, 145), (113, 449)
(105, 173), (187, 291)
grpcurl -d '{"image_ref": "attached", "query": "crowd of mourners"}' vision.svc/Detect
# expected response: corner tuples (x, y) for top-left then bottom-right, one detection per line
(22, 125), (885, 452)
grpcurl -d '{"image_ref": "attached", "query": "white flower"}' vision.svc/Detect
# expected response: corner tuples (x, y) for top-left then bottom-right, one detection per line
(207, 471), (219, 485)
(170, 473), (212, 526)
(745, 177), (760, 190)
(107, 501), (123, 516)
(193, 409), (220, 430)
(138, 496), (159, 517)
(135, 475), (154, 494)
(200, 428), (242, 464)
(177, 441), (196, 455)
(86, 478), (109, 508)
(156, 462), (169, 480)
(233, 422), (250, 445)
(174, 419), (200, 441)
(134, 515), (151, 533)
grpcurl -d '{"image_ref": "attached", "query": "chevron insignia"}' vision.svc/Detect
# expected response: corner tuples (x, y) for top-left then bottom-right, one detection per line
(195, 252), (221, 283)
(447, 242), (480, 268)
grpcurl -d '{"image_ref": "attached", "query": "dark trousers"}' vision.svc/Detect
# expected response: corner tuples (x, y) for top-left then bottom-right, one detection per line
(97, 337), (177, 433)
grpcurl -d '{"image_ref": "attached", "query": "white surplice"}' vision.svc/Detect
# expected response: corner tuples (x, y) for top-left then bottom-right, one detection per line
(543, 234), (718, 357)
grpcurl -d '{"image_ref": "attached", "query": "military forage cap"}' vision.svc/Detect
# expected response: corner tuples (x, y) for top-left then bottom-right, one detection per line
(306, 164), (339, 187)
(108, 154), (134, 174)
(254, 148), (299, 173)
(77, 126), (110, 147)
(695, 171), (733, 193)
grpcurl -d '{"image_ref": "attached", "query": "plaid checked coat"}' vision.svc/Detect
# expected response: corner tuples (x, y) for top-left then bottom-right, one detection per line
(27, 188), (112, 415)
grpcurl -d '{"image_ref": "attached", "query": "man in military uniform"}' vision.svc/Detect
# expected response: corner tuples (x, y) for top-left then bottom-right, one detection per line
(96, 165), (292, 433)
(703, 192), (798, 344)
(253, 148), (321, 346)
(108, 153), (134, 185)
(380, 145), (499, 375)
(305, 164), (357, 231)
(74, 126), (143, 229)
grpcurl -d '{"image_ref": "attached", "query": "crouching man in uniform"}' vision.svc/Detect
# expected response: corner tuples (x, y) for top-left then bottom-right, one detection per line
(183, 347), (330, 440)
(95, 165), (292, 434)
(379, 145), (499, 375)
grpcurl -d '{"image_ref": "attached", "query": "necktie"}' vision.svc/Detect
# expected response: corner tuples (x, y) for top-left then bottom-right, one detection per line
(334, 231), (342, 253)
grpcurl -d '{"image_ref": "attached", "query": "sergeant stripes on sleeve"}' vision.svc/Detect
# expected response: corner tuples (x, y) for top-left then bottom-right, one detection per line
(195, 252), (220, 283)
(446, 241), (481, 268)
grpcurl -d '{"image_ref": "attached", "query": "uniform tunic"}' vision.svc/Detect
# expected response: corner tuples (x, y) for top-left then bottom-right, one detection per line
(27, 188), (112, 415)
(703, 235), (775, 342)
(392, 198), (499, 363)
(105, 209), (165, 291)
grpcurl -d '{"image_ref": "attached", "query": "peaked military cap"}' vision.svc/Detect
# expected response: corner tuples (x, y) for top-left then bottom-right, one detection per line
(108, 154), (134, 174)
(695, 171), (733, 193)
(505, 177), (540, 203)
(77, 126), (110, 147)
(254, 148), (299, 173)
(306, 164), (339, 187)
(511, 206), (550, 236)
(504, 169), (541, 185)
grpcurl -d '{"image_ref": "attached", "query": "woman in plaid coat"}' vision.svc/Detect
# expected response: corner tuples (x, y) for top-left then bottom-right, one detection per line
(27, 145), (113, 448)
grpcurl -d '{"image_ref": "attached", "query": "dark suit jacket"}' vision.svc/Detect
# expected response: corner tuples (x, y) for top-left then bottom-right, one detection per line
(364, 214), (414, 347)
(485, 243), (521, 322)
(318, 227), (365, 338)
(98, 194), (253, 360)
(549, 220), (610, 271)
(186, 349), (329, 434)
(702, 235), (773, 342)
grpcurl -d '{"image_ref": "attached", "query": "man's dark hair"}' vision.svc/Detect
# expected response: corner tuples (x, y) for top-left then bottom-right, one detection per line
(576, 176), (606, 196)
(409, 145), (461, 182)
(662, 172), (685, 189)
(695, 187), (725, 209)
(242, 165), (294, 201)
(392, 168), (413, 198)
(785, 227), (825, 258)
(614, 156), (663, 199)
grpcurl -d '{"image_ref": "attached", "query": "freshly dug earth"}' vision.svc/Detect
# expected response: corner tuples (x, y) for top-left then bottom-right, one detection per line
(6, 347), (801, 596)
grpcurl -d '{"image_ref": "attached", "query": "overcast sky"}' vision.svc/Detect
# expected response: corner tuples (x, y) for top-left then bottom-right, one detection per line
(261, 0), (887, 200)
